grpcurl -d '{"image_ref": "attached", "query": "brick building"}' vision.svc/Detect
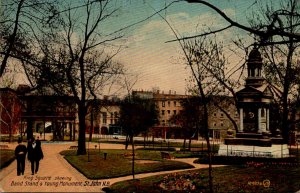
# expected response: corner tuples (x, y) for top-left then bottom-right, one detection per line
(0, 87), (22, 135)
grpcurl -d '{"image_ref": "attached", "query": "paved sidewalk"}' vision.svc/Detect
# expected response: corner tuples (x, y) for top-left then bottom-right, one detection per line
(0, 142), (218, 192)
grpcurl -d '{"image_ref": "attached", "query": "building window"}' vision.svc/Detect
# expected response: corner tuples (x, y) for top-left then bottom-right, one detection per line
(174, 101), (177, 106)
(162, 120), (165, 126)
(173, 110), (176, 115)
(102, 112), (107, 124)
(213, 113), (217, 117)
(162, 110), (165, 115)
(167, 110), (170, 114)
(168, 101), (170, 107)
(220, 122), (224, 127)
(220, 113), (224, 117)
(213, 122), (217, 127)
(162, 101), (165, 107)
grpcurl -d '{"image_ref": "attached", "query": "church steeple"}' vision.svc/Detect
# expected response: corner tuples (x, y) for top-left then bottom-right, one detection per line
(245, 45), (265, 87)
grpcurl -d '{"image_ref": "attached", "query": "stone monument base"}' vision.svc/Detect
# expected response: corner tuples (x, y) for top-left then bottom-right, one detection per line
(218, 144), (289, 158)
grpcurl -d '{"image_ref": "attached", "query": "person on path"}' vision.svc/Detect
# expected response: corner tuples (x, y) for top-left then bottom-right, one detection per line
(27, 137), (44, 175)
(14, 137), (27, 176)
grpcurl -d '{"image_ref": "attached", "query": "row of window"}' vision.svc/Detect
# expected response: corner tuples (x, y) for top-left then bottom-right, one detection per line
(213, 112), (239, 118)
(212, 122), (225, 127)
(102, 112), (119, 124)
(161, 101), (178, 107)
(102, 118), (117, 125)
(161, 110), (177, 116)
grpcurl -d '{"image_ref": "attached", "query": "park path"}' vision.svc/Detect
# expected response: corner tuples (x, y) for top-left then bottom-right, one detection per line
(0, 142), (219, 193)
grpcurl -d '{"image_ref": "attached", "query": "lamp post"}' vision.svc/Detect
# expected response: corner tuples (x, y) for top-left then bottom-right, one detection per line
(87, 140), (90, 162)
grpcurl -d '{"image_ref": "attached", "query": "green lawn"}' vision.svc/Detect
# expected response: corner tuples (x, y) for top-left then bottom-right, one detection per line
(108, 164), (300, 193)
(0, 150), (15, 169)
(60, 149), (194, 179)
(90, 138), (219, 150)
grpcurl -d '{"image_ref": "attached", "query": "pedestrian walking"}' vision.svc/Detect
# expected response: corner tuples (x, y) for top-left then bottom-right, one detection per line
(15, 137), (27, 176)
(27, 137), (44, 175)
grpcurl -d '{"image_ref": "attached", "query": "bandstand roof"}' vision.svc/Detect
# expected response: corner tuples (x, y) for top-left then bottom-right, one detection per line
(237, 84), (273, 99)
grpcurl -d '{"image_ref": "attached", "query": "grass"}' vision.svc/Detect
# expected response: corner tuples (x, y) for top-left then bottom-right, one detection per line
(0, 135), (20, 142)
(108, 164), (300, 193)
(60, 149), (194, 179)
(108, 147), (300, 193)
(90, 137), (219, 149)
(0, 150), (15, 169)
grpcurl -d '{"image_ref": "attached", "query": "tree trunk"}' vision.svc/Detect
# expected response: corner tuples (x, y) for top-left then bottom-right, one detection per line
(9, 125), (12, 143)
(0, 0), (25, 76)
(183, 137), (186, 150)
(125, 134), (130, 150)
(131, 135), (135, 179)
(26, 120), (33, 140)
(89, 106), (93, 142)
(188, 138), (192, 151)
(281, 39), (294, 143)
(69, 122), (72, 141)
(77, 103), (87, 155)
(203, 101), (214, 193)
(143, 132), (146, 148)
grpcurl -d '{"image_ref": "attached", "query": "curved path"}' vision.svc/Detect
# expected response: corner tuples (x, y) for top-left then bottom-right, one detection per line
(0, 142), (220, 192)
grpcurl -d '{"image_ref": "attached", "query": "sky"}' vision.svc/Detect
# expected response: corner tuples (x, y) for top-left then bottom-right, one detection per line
(3, 0), (282, 96)
(103, 0), (274, 95)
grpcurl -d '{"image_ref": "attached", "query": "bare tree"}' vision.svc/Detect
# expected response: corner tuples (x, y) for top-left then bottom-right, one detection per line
(171, 0), (300, 142)
(0, 0), (58, 77)
(258, 0), (300, 142)
(165, 0), (300, 44)
(21, 0), (124, 155)
(0, 88), (22, 142)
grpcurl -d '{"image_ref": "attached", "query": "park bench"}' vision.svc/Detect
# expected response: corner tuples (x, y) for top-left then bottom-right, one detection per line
(0, 145), (9, 149)
(123, 152), (137, 157)
(160, 151), (174, 159)
(69, 146), (78, 150)
(190, 147), (208, 152)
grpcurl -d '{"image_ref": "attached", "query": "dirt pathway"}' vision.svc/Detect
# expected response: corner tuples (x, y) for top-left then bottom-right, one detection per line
(0, 142), (221, 192)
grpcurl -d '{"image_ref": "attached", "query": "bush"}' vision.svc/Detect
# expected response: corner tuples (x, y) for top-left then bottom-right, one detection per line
(0, 150), (15, 169)
(136, 147), (176, 151)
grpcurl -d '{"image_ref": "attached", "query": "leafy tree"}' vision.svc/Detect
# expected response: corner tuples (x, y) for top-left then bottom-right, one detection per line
(119, 94), (159, 179)
(170, 96), (203, 150)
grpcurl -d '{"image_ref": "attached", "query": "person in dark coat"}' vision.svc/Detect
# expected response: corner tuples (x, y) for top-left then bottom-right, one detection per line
(27, 137), (44, 175)
(15, 138), (27, 176)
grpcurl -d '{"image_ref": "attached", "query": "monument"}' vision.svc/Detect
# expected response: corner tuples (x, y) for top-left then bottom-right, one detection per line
(218, 46), (289, 158)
